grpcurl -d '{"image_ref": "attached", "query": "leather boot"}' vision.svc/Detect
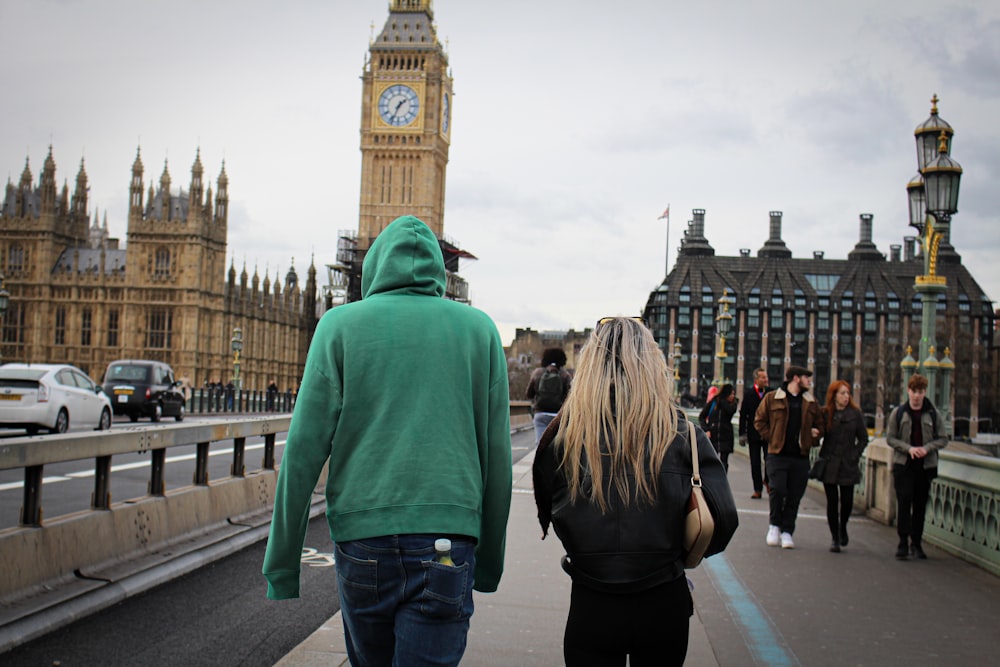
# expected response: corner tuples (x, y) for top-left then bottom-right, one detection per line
(895, 537), (909, 560)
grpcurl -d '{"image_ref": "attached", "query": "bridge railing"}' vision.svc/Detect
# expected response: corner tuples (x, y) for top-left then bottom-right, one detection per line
(0, 417), (290, 613)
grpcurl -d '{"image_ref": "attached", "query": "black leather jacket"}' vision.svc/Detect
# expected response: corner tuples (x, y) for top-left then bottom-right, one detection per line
(532, 413), (738, 593)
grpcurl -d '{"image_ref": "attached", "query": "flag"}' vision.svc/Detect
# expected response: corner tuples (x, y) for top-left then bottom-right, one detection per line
(658, 205), (670, 220)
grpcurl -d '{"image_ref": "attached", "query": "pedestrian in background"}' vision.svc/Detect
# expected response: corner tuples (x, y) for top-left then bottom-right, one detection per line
(526, 348), (572, 443)
(533, 316), (737, 666)
(886, 373), (947, 560)
(699, 383), (737, 472)
(816, 380), (868, 552)
(263, 216), (513, 666)
(739, 368), (771, 498)
(754, 365), (823, 550)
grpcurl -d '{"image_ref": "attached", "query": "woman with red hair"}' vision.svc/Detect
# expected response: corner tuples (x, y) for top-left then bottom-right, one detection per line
(816, 381), (869, 552)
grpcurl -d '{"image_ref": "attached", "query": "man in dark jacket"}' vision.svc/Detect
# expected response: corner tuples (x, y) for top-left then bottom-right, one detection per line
(754, 366), (823, 550)
(886, 373), (948, 560)
(739, 368), (771, 498)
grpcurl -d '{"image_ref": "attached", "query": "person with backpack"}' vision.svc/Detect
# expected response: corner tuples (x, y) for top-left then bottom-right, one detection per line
(886, 373), (948, 560)
(526, 348), (572, 443)
(699, 383), (737, 472)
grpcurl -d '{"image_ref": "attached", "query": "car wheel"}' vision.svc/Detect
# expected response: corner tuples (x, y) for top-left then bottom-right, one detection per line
(175, 404), (184, 422)
(129, 413), (139, 423)
(151, 404), (162, 422)
(51, 409), (69, 434)
(97, 408), (112, 431)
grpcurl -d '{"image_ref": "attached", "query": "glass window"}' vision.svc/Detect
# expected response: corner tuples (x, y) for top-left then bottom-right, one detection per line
(107, 309), (119, 347)
(55, 307), (66, 346)
(81, 308), (92, 347)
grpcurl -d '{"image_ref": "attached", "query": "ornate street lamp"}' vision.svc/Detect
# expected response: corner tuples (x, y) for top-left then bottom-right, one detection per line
(231, 327), (243, 394)
(903, 95), (962, 435)
(714, 289), (734, 385)
(0, 273), (8, 365)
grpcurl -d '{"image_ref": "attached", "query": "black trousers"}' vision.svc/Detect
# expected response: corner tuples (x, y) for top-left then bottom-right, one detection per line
(748, 438), (766, 492)
(823, 483), (854, 541)
(563, 575), (692, 667)
(894, 463), (935, 544)
(766, 456), (809, 534)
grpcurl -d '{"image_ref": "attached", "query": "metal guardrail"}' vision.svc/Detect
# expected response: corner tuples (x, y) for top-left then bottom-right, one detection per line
(186, 388), (296, 415)
(0, 417), (290, 527)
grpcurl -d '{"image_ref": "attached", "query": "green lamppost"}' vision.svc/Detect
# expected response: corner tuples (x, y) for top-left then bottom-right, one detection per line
(713, 289), (734, 386)
(231, 326), (243, 394)
(904, 95), (962, 435)
(0, 273), (8, 364)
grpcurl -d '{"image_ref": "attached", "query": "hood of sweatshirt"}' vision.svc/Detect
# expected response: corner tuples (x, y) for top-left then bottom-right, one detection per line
(361, 215), (446, 299)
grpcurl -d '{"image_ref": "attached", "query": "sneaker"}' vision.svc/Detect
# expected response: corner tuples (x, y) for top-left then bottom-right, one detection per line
(895, 543), (909, 560)
(780, 532), (795, 549)
(829, 540), (841, 553)
(911, 543), (927, 560)
(766, 525), (781, 546)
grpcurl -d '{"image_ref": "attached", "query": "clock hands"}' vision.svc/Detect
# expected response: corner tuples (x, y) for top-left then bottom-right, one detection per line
(393, 98), (408, 116)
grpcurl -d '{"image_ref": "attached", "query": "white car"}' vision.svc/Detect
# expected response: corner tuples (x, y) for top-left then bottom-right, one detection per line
(0, 363), (113, 435)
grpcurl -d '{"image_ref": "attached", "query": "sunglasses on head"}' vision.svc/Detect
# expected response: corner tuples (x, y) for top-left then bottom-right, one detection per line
(596, 316), (646, 327)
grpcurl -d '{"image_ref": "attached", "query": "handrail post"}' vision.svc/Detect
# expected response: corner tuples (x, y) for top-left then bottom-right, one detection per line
(194, 442), (210, 485)
(232, 436), (246, 477)
(92, 455), (111, 509)
(21, 464), (43, 526)
(149, 448), (166, 496)
(263, 432), (276, 470)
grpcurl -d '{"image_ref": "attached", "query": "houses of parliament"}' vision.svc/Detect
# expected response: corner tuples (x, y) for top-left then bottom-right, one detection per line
(0, 147), (317, 390)
(0, 1), (467, 390)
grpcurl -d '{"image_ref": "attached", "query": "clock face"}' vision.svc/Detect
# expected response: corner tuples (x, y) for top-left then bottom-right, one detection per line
(378, 84), (420, 127)
(442, 92), (450, 133)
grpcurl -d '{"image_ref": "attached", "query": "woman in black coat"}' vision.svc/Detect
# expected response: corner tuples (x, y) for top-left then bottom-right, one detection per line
(817, 380), (869, 552)
(699, 383), (737, 472)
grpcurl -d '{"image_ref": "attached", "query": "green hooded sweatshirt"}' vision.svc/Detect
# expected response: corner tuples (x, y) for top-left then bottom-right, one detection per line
(262, 216), (512, 598)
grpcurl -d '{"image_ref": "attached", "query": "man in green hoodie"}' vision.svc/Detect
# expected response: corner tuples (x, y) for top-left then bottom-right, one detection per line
(263, 216), (513, 666)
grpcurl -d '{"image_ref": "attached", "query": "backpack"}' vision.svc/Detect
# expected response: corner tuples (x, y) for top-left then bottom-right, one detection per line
(535, 369), (565, 412)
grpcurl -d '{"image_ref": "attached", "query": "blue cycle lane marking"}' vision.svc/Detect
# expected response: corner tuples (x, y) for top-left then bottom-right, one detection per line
(703, 553), (801, 667)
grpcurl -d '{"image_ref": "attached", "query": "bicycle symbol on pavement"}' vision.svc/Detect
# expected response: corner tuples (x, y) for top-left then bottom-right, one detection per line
(301, 547), (336, 568)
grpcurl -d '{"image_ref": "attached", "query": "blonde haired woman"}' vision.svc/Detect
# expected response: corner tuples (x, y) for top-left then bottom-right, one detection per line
(533, 317), (738, 666)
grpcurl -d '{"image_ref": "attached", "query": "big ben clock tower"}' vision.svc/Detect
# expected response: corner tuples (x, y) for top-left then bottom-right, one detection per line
(358, 0), (453, 251)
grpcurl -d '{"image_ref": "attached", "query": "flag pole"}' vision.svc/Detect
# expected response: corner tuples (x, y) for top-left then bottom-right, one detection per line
(659, 204), (671, 279)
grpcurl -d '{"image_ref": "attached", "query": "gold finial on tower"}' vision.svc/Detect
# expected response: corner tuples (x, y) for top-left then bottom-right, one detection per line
(930, 93), (939, 115)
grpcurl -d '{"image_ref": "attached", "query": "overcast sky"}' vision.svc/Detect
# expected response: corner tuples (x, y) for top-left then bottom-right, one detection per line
(3, 0), (998, 345)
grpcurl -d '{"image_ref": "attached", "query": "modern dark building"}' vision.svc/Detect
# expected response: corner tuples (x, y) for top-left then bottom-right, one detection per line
(643, 207), (995, 435)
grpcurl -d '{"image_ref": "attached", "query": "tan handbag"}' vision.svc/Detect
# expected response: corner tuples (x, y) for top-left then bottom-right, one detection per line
(683, 421), (715, 568)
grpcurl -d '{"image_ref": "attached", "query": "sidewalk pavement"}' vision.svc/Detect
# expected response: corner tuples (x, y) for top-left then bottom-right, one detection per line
(276, 444), (720, 666)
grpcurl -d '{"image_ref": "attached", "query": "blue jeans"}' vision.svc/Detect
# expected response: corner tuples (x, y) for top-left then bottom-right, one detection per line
(533, 411), (557, 444)
(335, 534), (476, 667)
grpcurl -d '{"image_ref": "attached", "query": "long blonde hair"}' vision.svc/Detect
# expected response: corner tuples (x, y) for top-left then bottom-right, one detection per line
(557, 317), (678, 511)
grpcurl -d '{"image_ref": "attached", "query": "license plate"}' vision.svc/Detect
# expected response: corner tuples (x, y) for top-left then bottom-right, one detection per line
(0, 394), (20, 401)
(118, 395), (129, 403)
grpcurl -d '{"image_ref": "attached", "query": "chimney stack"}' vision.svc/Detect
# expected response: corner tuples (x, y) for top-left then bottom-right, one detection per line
(890, 244), (901, 262)
(904, 236), (917, 261)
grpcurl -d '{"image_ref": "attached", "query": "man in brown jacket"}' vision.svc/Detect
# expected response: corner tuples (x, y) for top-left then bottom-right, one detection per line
(754, 366), (823, 549)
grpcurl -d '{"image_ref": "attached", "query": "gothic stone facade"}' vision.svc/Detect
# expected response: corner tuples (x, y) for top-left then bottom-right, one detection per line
(0, 147), (317, 391)
(644, 209), (996, 436)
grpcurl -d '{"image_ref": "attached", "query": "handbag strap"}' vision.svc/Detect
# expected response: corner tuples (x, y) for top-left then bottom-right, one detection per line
(688, 421), (702, 489)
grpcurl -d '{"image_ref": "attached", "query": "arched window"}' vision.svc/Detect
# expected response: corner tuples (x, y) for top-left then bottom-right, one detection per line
(8, 245), (25, 273)
(154, 247), (171, 278)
